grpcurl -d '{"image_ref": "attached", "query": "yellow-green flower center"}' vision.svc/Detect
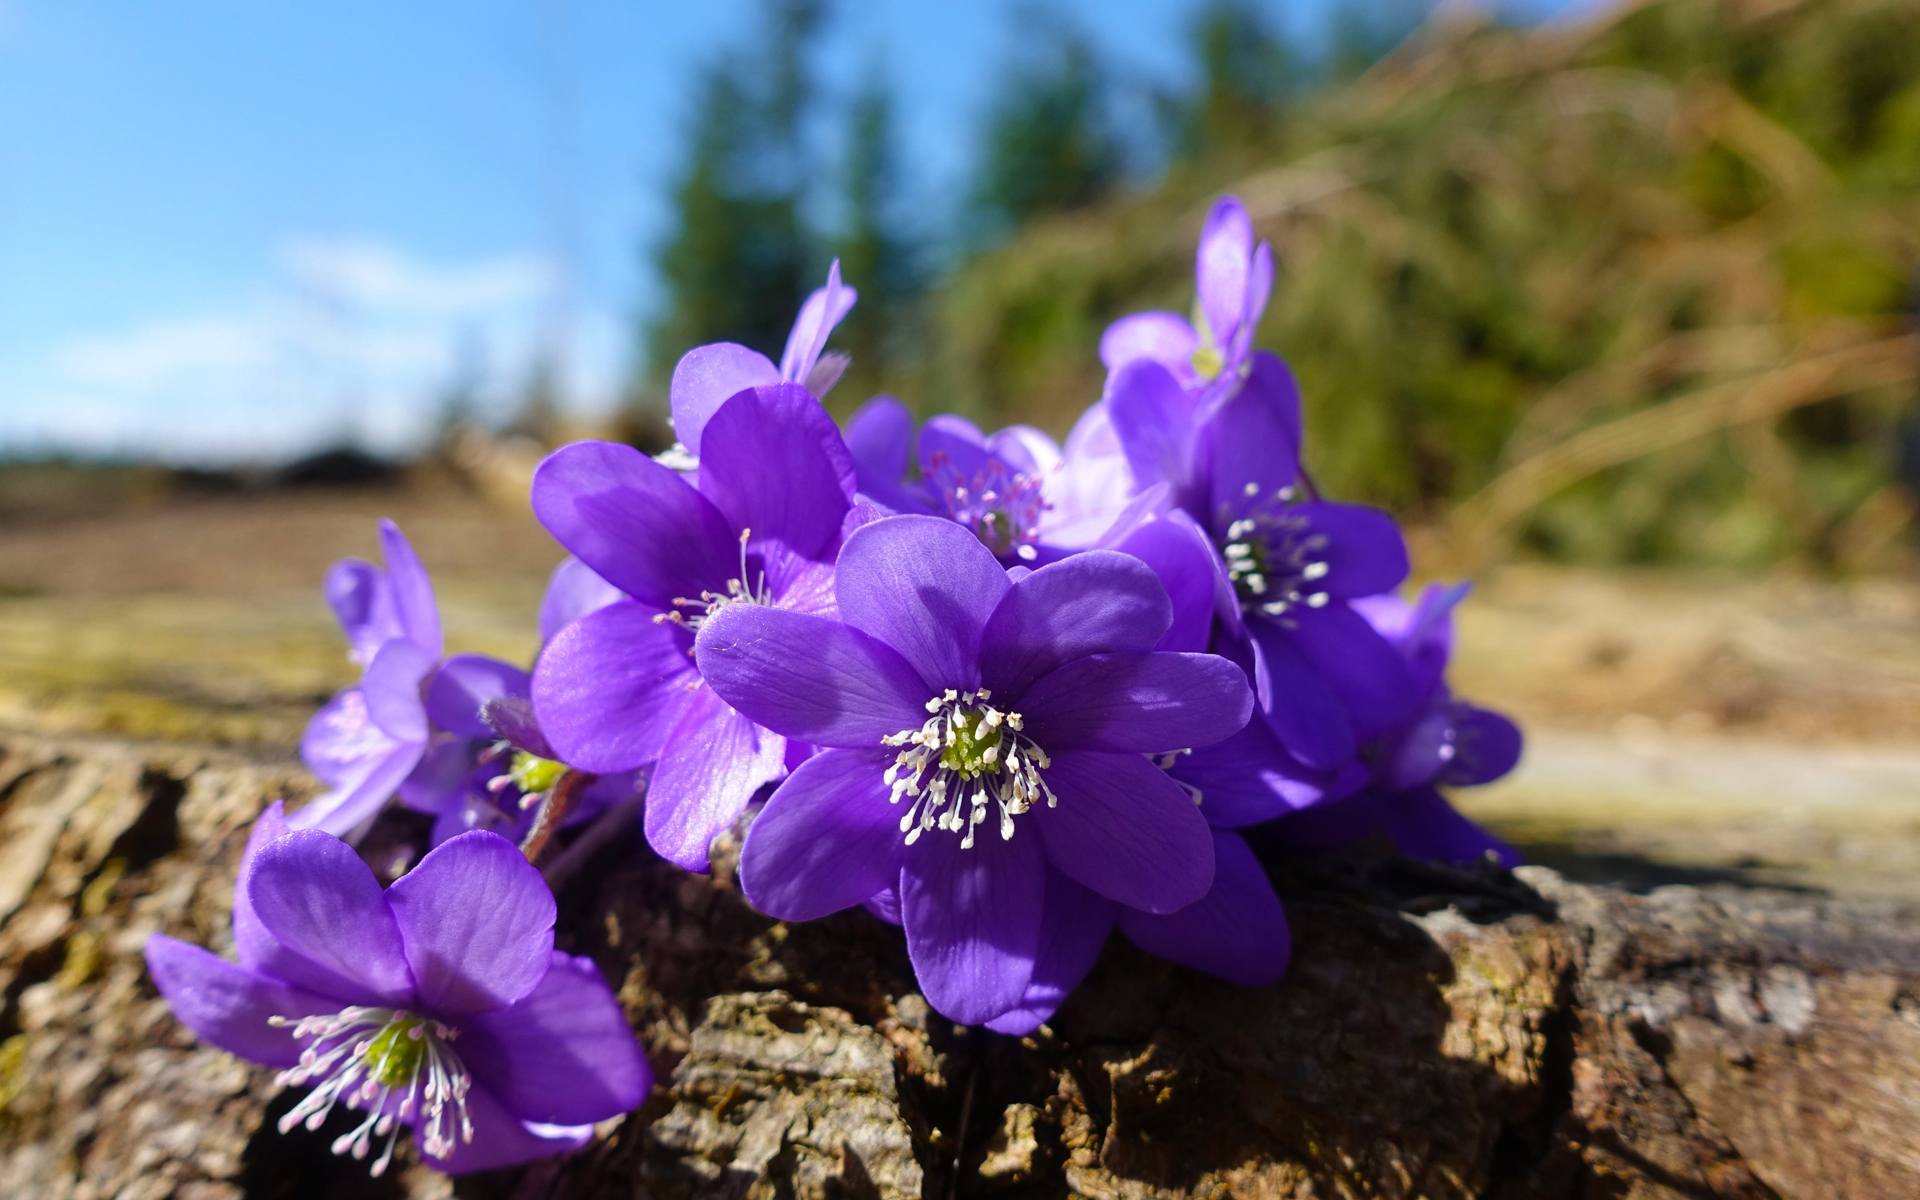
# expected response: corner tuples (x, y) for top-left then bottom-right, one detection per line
(938, 707), (1005, 779)
(362, 1014), (429, 1088)
(508, 751), (566, 796)
(882, 689), (1056, 849)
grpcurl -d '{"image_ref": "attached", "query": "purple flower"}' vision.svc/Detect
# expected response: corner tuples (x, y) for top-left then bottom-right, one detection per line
(145, 808), (647, 1175)
(530, 384), (860, 870)
(1103, 300), (1415, 771)
(664, 261), (856, 466)
(842, 396), (1146, 563)
(1099, 195), (1274, 409)
(300, 522), (526, 836)
(1272, 584), (1523, 866)
(692, 515), (1252, 1026)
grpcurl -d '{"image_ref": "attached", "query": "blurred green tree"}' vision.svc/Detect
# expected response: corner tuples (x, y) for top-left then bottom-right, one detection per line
(834, 71), (925, 405)
(967, 13), (1124, 246)
(643, 0), (826, 388)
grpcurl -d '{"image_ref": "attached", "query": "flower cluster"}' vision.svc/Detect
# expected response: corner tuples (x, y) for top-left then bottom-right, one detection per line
(148, 193), (1525, 1175)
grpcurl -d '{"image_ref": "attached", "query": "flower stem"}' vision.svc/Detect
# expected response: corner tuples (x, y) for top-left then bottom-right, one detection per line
(520, 768), (594, 866)
(540, 771), (648, 890)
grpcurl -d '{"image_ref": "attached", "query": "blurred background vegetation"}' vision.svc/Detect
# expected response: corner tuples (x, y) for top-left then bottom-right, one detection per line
(7, 0), (1917, 578)
(637, 0), (1920, 574)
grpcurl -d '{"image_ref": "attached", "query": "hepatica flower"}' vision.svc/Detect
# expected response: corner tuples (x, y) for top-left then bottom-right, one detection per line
(1101, 202), (1416, 771)
(663, 261), (856, 468)
(531, 384), (859, 870)
(300, 521), (529, 836)
(1275, 583), (1524, 865)
(843, 397), (1143, 563)
(693, 515), (1252, 1025)
(145, 808), (647, 1175)
(1100, 194), (1274, 411)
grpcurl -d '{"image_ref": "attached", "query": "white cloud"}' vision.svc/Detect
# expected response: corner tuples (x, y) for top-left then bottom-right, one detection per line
(278, 238), (553, 314)
(55, 317), (269, 388)
(3, 237), (626, 464)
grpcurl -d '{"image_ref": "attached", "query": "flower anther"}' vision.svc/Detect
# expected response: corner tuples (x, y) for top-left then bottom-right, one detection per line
(923, 452), (1049, 562)
(1219, 487), (1331, 619)
(271, 1006), (473, 1176)
(881, 688), (1057, 848)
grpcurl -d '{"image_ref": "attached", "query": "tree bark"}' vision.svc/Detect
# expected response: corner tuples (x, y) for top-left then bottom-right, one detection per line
(1, 730), (1915, 1199)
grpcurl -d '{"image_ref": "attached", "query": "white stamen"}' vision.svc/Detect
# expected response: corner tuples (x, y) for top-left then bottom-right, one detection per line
(269, 1007), (473, 1169)
(882, 689), (1056, 848)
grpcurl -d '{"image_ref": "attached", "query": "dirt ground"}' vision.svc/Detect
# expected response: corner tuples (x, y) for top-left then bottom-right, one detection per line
(4, 481), (1918, 896)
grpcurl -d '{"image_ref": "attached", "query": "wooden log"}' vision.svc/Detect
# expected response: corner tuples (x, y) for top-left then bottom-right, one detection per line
(0, 729), (1914, 1199)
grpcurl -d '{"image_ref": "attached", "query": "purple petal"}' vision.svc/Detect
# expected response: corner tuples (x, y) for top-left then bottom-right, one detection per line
(531, 440), (736, 609)
(1441, 704), (1523, 786)
(144, 936), (340, 1068)
(1396, 581), (1471, 697)
(323, 559), (401, 666)
(378, 520), (443, 659)
(397, 737), (476, 814)
(1248, 620), (1356, 769)
(698, 384), (856, 562)
(386, 830), (556, 1014)
(244, 830), (413, 1006)
(1107, 359), (1200, 496)
(1385, 703), (1454, 791)
(779, 259), (857, 385)
(289, 740), (425, 837)
(1110, 512), (1218, 654)
(1040, 402), (1138, 549)
(900, 823), (1045, 1026)
(425, 1081), (592, 1175)
(532, 599), (701, 773)
(845, 394), (916, 488)
(1204, 366), (1301, 525)
(1034, 750), (1214, 913)
(644, 689), (788, 872)
(538, 557), (624, 648)
(978, 551), (1172, 699)
(738, 747), (906, 921)
(916, 414), (992, 482)
(1292, 503), (1409, 599)
(668, 343), (780, 457)
(985, 425), (1060, 478)
(1175, 717), (1364, 827)
(1099, 311), (1199, 379)
(1229, 244), (1275, 367)
(460, 950), (649, 1125)
(1243, 352), (1301, 453)
(362, 638), (435, 743)
(1018, 652), (1252, 753)
(232, 801), (291, 972)
(833, 515), (1009, 693)
(1380, 786), (1521, 868)
(427, 654), (531, 741)
(983, 870), (1116, 1036)
(694, 604), (930, 748)
(301, 687), (400, 788)
(1286, 603), (1417, 735)
(1196, 195), (1254, 351)
(864, 887), (902, 925)
(1117, 830), (1289, 986)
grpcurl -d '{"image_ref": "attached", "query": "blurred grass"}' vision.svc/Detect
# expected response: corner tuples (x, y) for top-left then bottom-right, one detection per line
(917, 0), (1920, 571)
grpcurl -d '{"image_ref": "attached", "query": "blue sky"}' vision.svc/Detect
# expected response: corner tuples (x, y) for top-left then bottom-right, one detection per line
(0, 0), (1581, 463)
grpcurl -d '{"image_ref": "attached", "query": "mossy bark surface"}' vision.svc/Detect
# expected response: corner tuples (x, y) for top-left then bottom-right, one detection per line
(0, 730), (1915, 1200)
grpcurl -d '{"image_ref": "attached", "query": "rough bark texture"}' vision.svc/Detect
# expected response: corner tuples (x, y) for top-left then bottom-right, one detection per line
(1, 730), (1915, 1200)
